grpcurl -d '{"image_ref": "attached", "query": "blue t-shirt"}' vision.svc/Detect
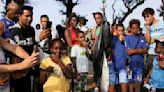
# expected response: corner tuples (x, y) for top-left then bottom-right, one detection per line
(1, 17), (15, 39)
(150, 58), (164, 89)
(112, 36), (126, 71)
(125, 35), (149, 70)
(142, 20), (164, 55)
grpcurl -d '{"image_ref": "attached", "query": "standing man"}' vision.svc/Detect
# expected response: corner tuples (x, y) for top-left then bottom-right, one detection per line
(35, 15), (59, 62)
(0, 2), (19, 39)
(35, 14), (58, 92)
(9, 5), (36, 92)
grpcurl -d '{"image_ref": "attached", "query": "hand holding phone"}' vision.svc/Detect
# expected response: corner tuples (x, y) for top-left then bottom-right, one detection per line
(46, 21), (52, 29)
(33, 45), (39, 53)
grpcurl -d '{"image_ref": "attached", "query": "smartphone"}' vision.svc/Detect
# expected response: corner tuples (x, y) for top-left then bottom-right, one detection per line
(46, 21), (52, 29)
(33, 45), (39, 53)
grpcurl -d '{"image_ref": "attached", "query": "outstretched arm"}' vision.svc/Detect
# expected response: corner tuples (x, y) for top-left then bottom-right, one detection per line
(0, 37), (29, 59)
(0, 52), (38, 73)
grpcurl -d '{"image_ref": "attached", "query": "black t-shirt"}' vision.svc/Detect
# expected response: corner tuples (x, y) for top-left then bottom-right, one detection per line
(10, 26), (36, 55)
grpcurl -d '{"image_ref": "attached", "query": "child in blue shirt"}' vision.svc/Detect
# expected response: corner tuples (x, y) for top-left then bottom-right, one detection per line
(112, 23), (128, 92)
(125, 19), (149, 92)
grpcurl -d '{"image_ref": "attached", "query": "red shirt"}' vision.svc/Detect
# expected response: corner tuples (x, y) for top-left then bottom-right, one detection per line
(67, 27), (78, 45)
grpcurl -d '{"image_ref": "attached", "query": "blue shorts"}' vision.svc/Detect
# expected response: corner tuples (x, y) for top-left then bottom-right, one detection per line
(108, 62), (117, 85)
(128, 69), (143, 83)
(115, 69), (128, 84)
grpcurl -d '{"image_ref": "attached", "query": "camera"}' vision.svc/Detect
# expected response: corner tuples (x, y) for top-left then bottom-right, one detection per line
(33, 45), (39, 53)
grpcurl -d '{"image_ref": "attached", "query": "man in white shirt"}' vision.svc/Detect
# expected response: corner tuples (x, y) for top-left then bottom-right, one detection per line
(35, 15), (59, 62)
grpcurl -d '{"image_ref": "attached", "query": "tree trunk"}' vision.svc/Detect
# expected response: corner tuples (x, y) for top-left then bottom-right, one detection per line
(66, 0), (73, 18)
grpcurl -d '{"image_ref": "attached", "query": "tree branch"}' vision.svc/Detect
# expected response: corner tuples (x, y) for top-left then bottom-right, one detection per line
(112, 0), (117, 23)
(119, 0), (145, 23)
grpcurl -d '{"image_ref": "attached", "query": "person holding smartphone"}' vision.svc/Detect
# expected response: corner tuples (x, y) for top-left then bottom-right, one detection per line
(0, 38), (39, 73)
(35, 15), (59, 62)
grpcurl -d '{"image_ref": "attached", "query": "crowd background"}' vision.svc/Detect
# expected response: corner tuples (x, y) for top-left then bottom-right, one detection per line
(0, 0), (163, 92)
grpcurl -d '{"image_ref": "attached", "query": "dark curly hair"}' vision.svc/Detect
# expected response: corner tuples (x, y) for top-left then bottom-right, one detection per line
(129, 19), (140, 28)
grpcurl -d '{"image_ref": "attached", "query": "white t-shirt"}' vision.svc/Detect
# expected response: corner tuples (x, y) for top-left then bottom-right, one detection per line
(79, 26), (89, 32)
(143, 20), (164, 55)
(71, 45), (89, 73)
(35, 28), (59, 62)
(35, 28), (59, 48)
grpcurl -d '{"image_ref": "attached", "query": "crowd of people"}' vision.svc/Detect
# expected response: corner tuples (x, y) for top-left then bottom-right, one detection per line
(0, 1), (164, 92)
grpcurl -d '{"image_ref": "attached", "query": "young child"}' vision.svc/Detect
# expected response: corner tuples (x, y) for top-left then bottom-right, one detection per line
(71, 31), (89, 92)
(125, 19), (149, 92)
(110, 23), (127, 92)
(39, 38), (73, 92)
(144, 38), (164, 92)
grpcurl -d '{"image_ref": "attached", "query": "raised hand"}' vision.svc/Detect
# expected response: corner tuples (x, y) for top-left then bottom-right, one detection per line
(39, 29), (51, 40)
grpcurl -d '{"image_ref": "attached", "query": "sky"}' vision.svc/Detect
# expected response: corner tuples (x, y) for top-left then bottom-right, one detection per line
(0, 0), (163, 29)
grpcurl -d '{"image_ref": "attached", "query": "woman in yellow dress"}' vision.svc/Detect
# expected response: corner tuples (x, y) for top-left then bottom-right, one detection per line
(39, 38), (73, 92)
